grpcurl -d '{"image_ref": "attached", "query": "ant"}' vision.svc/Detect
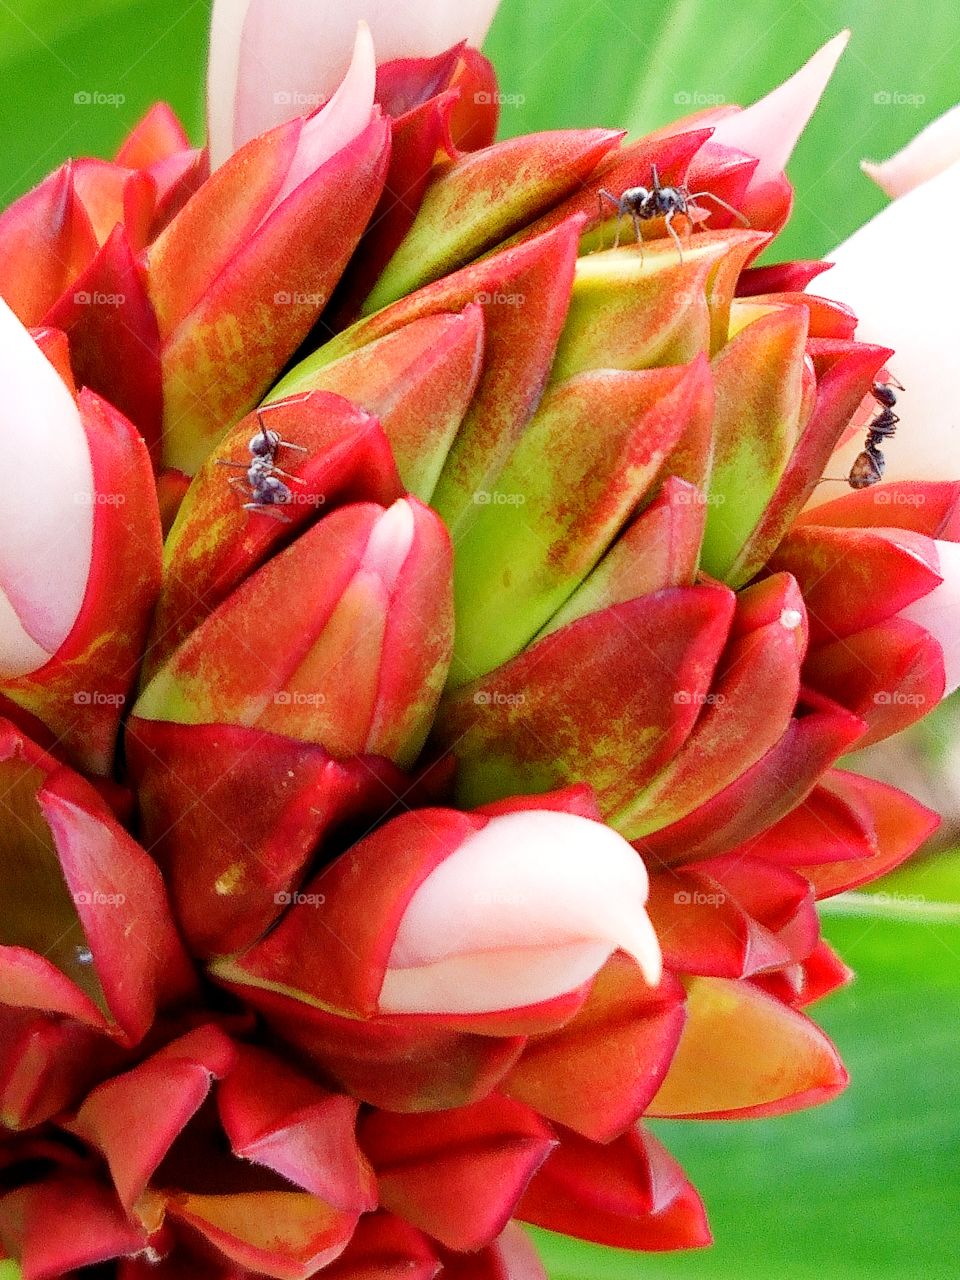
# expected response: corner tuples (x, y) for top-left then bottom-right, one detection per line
(597, 165), (750, 261)
(846, 377), (903, 489)
(217, 406), (308, 521)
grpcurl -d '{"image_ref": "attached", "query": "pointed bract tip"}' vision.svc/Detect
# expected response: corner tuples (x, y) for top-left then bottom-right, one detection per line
(711, 31), (849, 187)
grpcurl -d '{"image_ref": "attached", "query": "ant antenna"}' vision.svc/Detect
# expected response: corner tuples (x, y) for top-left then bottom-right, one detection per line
(687, 190), (752, 227)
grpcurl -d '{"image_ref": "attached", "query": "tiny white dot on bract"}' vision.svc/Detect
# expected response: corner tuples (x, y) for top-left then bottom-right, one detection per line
(780, 607), (803, 630)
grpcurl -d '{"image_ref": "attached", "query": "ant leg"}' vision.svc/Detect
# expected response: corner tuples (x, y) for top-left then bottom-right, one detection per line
(244, 502), (292, 523)
(631, 210), (642, 251)
(664, 210), (684, 263)
(216, 459), (249, 470)
(598, 189), (620, 249)
(227, 477), (254, 497)
(687, 191), (751, 227)
(271, 468), (306, 484)
(275, 439), (308, 455)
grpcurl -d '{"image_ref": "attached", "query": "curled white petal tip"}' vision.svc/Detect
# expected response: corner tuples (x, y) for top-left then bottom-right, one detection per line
(379, 809), (661, 1015)
(901, 540), (960, 698)
(711, 31), (849, 187)
(861, 103), (960, 199)
(265, 21), (377, 210)
(208, 0), (502, 167)
(0, 299), (94, 678)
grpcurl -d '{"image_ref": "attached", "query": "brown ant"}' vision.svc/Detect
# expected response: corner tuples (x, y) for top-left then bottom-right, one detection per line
(597, 165), (750, 260)
(217, 406), (308, 521)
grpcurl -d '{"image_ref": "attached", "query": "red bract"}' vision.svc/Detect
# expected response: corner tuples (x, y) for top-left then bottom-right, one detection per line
(0, 35), (950, 1280)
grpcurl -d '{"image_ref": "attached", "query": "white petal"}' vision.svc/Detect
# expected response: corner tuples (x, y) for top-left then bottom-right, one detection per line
(862, 105), (960, 199)
(206, 0), (251, 169)
(710, 32), (849, 191)
(900, 540), (960, 697)
(210, 0), (502, 163)
(805, 158), (960, 507)
(380, 809), (661, 1015)
(0, 299), (94, 677)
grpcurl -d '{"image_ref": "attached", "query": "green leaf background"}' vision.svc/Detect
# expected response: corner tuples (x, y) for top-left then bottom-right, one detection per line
(0, 1), (958, 1276)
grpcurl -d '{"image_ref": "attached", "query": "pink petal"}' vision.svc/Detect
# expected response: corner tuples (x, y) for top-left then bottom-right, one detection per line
(209, 0), (501, 165)
(260, 22), (377, 210)
(363, 497), (417, 587)
(710, 32), (849, 191)
(0, 299), (93, 675)
(900, 540), (960, 696)
(862, 104), (960, 198)
(380, 810), (661, 1014)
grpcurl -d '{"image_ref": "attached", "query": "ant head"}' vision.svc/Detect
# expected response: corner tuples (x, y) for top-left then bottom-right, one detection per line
(655, 187), (685, 214)
(871, 381), (900, 408)
(249, 420), (279, 455)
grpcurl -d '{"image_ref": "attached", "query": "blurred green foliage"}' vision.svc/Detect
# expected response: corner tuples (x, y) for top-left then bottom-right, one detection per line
(0, 3), (958, 1279)
(0, 0), (207, 206)
(487, 0), (960, 259)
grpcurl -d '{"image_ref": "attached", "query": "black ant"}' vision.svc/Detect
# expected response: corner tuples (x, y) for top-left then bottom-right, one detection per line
(597, 165), (750, 260)
(216, 407), (308, 521)
(846, 377), (903, 489)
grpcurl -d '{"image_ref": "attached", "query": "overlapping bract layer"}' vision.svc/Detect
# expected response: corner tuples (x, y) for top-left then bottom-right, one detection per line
(0, 40), (950, 1280)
